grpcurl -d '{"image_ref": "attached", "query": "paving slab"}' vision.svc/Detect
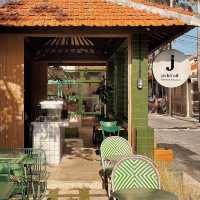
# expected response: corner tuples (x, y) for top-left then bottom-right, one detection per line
(149, 113), (200, 129)
(46, 188), (108, 200)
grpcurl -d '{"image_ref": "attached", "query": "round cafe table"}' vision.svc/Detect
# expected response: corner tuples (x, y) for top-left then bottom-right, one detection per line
(112, 188), (178, 200)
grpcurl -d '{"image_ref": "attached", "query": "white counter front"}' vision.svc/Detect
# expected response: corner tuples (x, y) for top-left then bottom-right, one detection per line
(31, 121), (69, 165)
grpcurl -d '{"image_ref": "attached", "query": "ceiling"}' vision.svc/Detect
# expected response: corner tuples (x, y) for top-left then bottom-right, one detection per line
(24, 25), (193, 64)
(26, 36), (125, 63)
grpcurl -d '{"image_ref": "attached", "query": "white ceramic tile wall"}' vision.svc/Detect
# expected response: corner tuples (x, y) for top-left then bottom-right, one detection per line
(32, 121), (68, 165)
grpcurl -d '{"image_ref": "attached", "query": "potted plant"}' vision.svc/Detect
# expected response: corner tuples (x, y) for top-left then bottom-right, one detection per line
(69, 111), (82, 122)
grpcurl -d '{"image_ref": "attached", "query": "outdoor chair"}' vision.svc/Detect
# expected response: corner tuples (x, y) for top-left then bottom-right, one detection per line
(100, 121), (121, 140)
(0, 148), (48, 199)
(111, 155), (160, 198)
(0, 161), (28, 199)
(0, 161), (11, 182)
(17, 148), (48, 200)
(100, 136), (133, 194)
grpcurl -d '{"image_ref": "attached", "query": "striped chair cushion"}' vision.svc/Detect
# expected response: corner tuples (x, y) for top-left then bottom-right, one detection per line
(100, 136), (132, 170)
(111, 155), (160, 191)
(100, 136), (132, 160)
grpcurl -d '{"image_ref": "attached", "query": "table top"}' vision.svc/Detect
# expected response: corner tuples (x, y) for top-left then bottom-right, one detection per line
(0, 182), (17, 200)
(112, 188), (178, 200)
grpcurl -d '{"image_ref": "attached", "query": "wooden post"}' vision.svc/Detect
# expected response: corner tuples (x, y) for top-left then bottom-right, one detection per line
(197, 0), (200, 122)
(186, 81), (190, 117)
(169, 88), (172, 116)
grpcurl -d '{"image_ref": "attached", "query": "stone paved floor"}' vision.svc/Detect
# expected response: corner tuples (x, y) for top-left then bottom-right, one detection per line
(149, 114), (200, 182)
(47, 126), (108, 199)
(46, 114), (200, 199)
(48, 126), (101, 182)
(46, 188), (108, 200)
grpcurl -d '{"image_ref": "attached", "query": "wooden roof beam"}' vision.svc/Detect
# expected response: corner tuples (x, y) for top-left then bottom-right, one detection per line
(35, 54), (109, 62)
(48, 61), (107, 66)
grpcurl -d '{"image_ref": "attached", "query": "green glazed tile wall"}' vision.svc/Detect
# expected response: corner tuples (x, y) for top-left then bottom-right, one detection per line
(107, 61), (115, 115)
(109, 45), (128, 121)
(132, 33), (154, 159)
(136, 127), (154, 159)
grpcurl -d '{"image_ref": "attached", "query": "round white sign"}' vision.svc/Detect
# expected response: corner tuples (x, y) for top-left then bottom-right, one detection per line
(152, 49), (190, 88)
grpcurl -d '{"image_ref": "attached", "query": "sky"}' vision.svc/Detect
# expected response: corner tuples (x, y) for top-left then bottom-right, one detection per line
(172, 1), (198, 56)
(172, 28), (197, 56)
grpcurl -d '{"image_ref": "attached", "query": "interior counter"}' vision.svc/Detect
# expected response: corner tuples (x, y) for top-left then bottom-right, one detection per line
(31, 121), (69, 165)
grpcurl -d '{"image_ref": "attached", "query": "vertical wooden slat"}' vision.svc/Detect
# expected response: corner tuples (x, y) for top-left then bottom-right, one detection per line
(171, 83), (187, 116)
(30, 62), (47, 121)
(123, 50), (128, 120)
(0, 34), (24, 148)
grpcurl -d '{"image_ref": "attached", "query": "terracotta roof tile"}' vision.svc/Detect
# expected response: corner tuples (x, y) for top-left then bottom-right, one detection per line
(0, 0), (186, 27)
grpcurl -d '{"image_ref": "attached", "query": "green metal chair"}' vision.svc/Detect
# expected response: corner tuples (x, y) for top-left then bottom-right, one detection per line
(111, 155), (160, 196)
(10, 162), (29, 200)
(0, 148), (48, 199)
(100, 121), (121, 140)
(17, 148), (48, 200)
(0, 161), (28, 200)
(0, 161), (11, 182)
(100, 136), (133, 193)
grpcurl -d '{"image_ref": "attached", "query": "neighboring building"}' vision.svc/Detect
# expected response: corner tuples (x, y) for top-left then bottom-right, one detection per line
(190, 57), (199, 119)
(150, 54), (200, 119)
(170, 56), (199, 118)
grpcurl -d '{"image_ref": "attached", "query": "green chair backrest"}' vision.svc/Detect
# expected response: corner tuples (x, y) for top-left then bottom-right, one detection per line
(0, 161), (11, 181)
(100, 136), (132, 162)
(100, 121), (118, 133)
(0, 162), (10, 174)
(111, 155), (160, 191)
(17, 148), (47, 176)
(17, 148), (46, 163)
(0, 148), (47, 175)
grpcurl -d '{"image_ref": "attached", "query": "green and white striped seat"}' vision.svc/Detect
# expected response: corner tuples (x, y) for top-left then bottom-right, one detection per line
(100, 136), (133, 171)
(111, 155), (160, 192)
(100, 136), (133, 193)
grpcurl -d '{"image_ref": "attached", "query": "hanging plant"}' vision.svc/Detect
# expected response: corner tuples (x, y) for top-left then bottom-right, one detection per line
(95, 83), (113, 104)
(68, 94), (78, 102)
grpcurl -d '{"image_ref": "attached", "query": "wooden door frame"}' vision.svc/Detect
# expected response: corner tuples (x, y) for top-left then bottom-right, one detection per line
(25, 31), (133, 143)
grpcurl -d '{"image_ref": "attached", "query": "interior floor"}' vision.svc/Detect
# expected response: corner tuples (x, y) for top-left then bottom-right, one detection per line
(48, 120), (101, 182)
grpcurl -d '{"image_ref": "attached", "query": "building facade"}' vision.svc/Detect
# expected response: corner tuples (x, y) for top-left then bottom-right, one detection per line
(0, 0), (198, 157)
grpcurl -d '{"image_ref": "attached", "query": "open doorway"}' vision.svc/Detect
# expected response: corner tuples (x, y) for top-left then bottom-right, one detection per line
(24, 35), (128, 170)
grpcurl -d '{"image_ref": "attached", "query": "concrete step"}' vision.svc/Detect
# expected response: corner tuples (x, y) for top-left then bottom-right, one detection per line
(47, 188), (108, 200)
(48, 180), (103, 190)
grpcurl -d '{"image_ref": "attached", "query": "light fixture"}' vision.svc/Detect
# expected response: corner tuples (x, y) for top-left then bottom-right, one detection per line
(137, 33), (143, 89)
(137, 78), (143, 89)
